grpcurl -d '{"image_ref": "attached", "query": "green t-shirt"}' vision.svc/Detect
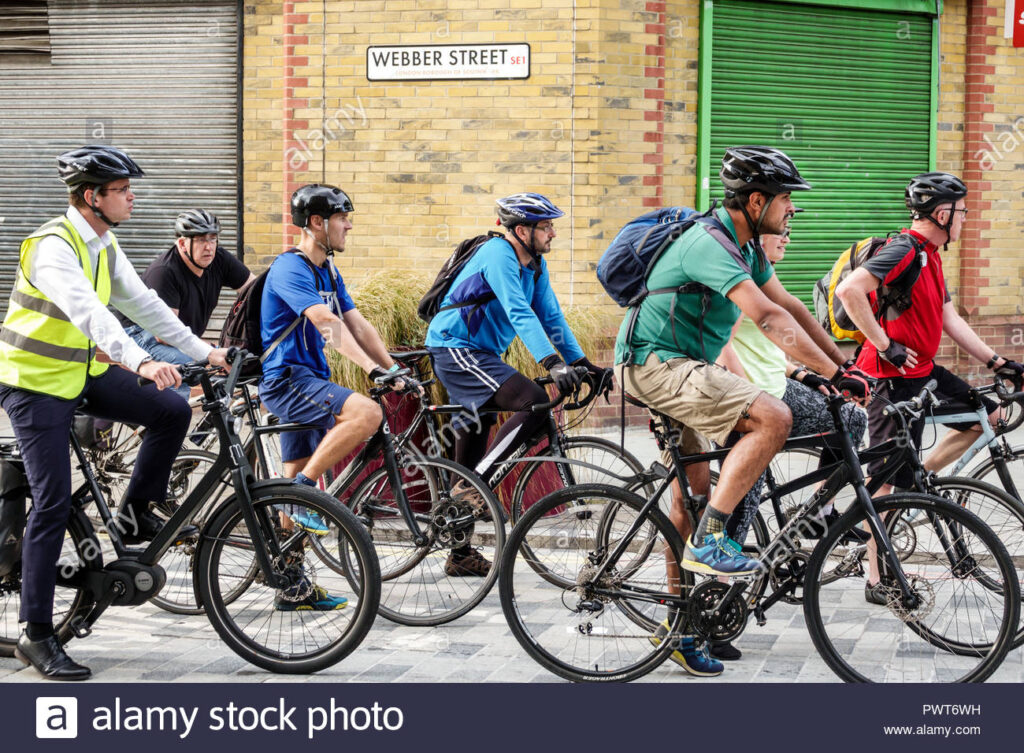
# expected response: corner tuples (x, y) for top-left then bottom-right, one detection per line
(614, 207), (774, 365)
(732, 316), (787, 399)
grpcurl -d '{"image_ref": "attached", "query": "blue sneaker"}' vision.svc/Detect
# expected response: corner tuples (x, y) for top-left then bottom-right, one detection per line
(649, 620), (723, 677)
(683, 532), (762, 576)
(274, 581), (348, 611)
(290, 510), (329, 536)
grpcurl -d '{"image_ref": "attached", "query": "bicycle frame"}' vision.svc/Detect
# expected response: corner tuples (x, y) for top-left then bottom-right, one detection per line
(925, 402), (1021, 499)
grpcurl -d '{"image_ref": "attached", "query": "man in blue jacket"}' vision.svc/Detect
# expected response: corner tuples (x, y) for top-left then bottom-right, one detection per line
(426, 193), (609, 576)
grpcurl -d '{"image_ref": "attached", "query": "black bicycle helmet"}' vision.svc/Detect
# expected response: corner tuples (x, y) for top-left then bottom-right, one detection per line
(290, 184), (354, 228)
(174, 209), (221, 237)
(57, 145), (145, 190)
(905, 172), (967, 215)
(495, 193), (564, 228)
(720, 146), (812, 197)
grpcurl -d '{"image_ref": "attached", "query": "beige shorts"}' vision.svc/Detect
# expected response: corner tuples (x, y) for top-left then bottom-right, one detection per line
(617, 353), (763, 447)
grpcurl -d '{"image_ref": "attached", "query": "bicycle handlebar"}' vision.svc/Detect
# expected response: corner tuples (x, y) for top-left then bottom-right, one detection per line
(531, 366), (601, 412)
(993, 375), (1024, 404)
(882, 378), (939, 418)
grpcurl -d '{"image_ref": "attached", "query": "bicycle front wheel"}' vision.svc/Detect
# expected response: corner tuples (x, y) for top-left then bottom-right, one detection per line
(195, 483), (380, 674)
(510, 436), (646, 523)
(342, 456), (504, 626)
(803, 492), (1019, 683)
(500, 483), (690, 682)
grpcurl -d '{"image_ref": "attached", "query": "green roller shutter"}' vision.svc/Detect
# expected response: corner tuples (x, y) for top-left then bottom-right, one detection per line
(698, 0), (937, 308)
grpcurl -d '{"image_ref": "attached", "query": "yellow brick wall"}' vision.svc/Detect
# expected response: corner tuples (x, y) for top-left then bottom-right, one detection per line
(243, 0), (1018, 333)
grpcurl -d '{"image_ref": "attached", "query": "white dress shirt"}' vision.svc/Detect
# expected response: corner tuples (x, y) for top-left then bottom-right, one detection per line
(27, 206), (213, 372)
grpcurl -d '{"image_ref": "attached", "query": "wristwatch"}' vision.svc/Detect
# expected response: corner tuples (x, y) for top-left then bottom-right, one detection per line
(987, 354), (1001, 369)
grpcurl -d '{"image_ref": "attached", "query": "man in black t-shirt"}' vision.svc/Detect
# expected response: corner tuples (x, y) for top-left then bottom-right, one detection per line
(119, 209), (254, 397)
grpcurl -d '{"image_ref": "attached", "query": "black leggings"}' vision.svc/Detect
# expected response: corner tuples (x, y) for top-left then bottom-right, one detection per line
(453, 372), (549, 486)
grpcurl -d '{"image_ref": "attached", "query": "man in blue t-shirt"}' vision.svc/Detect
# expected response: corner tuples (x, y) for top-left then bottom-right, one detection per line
(259, 184), (404, 610)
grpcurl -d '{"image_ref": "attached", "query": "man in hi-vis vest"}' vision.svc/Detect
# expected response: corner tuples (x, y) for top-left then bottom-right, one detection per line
(0, 145), (229, 680)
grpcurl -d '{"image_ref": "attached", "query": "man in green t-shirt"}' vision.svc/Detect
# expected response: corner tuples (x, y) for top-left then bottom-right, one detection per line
(616, 146), (869, 590)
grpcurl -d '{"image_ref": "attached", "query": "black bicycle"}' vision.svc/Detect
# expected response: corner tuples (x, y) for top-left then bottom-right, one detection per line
(499, 388), (1020, 683)
(0, 349), (381, 674)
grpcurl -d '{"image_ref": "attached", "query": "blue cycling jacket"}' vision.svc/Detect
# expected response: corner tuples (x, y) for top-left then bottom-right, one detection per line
(425, 236), (585, 364)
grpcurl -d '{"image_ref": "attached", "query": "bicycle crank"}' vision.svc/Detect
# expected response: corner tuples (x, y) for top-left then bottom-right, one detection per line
(688, 580), (748, 643)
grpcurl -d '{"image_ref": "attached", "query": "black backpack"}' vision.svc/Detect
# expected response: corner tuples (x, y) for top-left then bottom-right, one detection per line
(417, 231), (508, 324)
(219, 250), (334, 367)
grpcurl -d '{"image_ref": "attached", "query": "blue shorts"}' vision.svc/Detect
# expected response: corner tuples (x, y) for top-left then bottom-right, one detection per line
(427, 347), (518, 430)
(258, 366), (354, 462)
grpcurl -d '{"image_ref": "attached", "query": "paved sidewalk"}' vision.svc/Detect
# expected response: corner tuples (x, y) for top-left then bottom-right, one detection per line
(1, 418), (1023, 683)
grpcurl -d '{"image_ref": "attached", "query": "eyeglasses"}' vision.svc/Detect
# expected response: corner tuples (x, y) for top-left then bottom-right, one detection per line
(952, 208), (968, 216)
(189, 234), (218, 245)
(534, 222), (555, 234)
(100, 185), (132, 196)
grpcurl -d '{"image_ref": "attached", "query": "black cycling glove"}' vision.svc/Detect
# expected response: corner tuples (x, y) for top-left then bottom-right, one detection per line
(881, 340), (910, 369)
(993, 358), (1024, 380)
(546, 360), (583, 396)
(800, 371), (833, 392)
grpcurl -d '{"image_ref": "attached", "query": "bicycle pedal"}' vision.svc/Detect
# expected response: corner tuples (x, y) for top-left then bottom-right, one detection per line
(71, 622), (92, 639)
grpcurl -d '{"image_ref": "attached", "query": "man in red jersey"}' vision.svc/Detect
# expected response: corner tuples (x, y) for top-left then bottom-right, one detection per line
(836, 172), (1023, 492)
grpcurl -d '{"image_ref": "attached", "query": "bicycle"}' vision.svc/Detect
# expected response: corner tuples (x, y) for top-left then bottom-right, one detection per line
(498, 387), (1020, 683)
(387, 350), (647, 519)
(0, 349), (381, 674)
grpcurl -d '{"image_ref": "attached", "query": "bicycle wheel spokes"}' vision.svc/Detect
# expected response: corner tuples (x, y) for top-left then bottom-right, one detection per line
(197, 487), (379, 673)
(500, 484), (688, 682)
(804, 494), (1019, 683)
(347, 456), (504, 626)
(930, 477), (1024, 646)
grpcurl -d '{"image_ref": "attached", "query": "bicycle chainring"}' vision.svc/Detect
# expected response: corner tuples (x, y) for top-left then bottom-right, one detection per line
(687, 580), (748, 643)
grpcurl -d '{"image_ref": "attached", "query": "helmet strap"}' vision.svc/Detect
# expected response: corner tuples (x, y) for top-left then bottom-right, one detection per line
(921, 210), (953, 251)
(739, 193), (776, 265)
(86, 186), (117, 228)
(185, 237), (201, 268)
(509, 223), (541, 262)
(303, 220), (336, 257)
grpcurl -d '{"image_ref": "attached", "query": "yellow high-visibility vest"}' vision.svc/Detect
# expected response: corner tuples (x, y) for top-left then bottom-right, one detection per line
(0, 216), (115, 399)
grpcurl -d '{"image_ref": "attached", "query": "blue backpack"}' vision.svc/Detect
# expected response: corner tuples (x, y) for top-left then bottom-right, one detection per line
(598, 204), (738, 365)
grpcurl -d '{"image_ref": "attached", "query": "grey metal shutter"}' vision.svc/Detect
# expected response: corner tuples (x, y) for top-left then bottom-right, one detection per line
(703, 1), (935, 308)
(0, 0), (239, 333)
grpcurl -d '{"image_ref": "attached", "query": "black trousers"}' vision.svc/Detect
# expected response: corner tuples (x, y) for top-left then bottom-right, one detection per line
(0, 366), (191, 622)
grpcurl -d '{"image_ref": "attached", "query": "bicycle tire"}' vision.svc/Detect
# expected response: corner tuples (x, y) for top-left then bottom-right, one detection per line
(509, 436), (647, 523)
(803, 492), (1019, 683)
(195, 483), (380, 674)
(500, 483), (690, 682)
(967, 443), (1024, 501)
(0, 507), (100, 657)
(924, 476), (1024, 648)
(339, 456), (504, 626)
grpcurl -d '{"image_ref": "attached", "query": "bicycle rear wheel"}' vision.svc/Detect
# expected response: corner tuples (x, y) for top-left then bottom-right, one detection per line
(340, 456), (504, 626)
(500, 483), (690, 682)
(195, 483), (380, 674)
(803, 492), (1019, 683)
(0, 508), (99, 657)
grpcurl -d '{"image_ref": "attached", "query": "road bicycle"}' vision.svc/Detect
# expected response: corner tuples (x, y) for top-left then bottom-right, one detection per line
(0, 349), (381, 674)
(499, 386), (1020, 683)
(387, 350), (647, 518)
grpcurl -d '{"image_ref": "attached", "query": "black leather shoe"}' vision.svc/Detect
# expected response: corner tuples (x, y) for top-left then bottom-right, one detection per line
(118, 508), (199, 545)
(14, 633), (91, 681)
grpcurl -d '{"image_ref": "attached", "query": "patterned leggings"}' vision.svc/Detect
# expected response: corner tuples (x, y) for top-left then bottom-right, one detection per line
(725, 379), (868, 544)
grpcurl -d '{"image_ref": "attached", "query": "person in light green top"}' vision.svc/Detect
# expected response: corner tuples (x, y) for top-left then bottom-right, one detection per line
(717, 230), (868, 547)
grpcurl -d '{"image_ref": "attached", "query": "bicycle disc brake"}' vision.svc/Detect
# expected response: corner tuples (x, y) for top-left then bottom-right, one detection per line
(687, 580), (747, 643)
